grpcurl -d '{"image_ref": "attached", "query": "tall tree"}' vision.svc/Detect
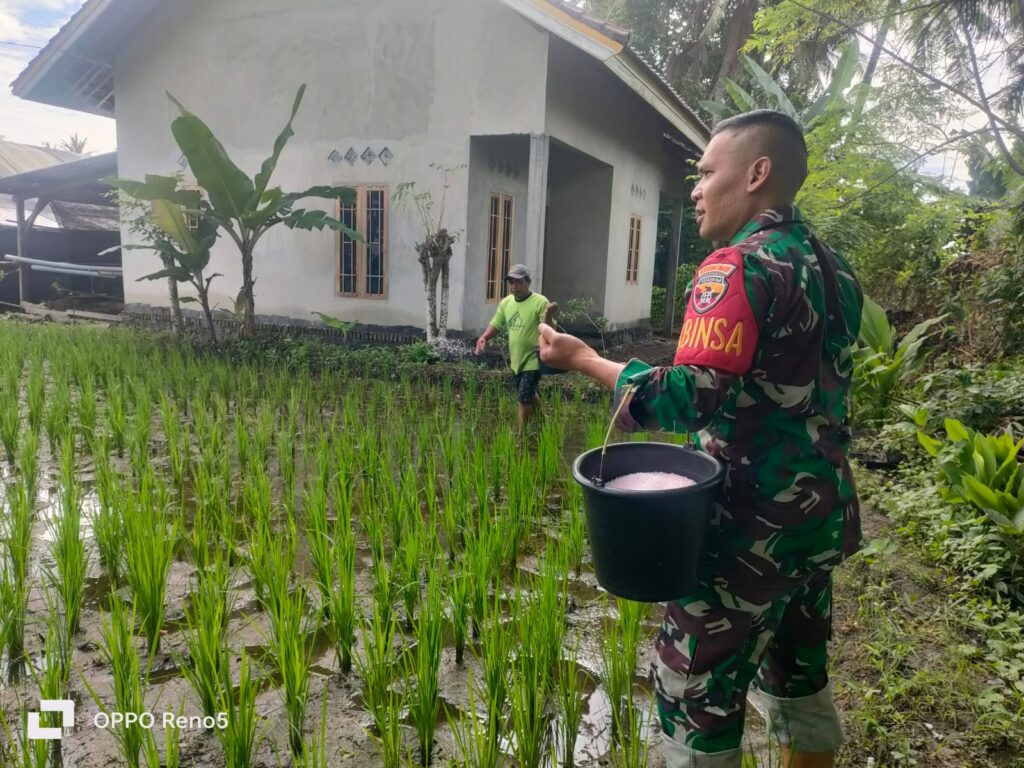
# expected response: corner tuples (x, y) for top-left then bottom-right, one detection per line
(753, 1), (1024, 178)
(44, 133), (89, 154)
(579, 0), (780, 109)
(60, 133), (88, 154)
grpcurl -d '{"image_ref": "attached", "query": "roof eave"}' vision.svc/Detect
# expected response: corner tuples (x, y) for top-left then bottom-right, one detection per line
(613, 50), (710, 148)
(11, 0), (110, 102)
(499, 0), (625, 60)
(499, 0), (708, 152)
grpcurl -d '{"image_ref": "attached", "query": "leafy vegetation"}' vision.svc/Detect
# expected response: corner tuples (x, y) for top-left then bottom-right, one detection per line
(852, 296), (946, 425)
(108, 85), (361, 338)
(918, 417), (1024, 535)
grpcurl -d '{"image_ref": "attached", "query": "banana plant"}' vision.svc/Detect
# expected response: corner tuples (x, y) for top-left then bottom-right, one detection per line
(105, 180), (221, 342)
(109, 84), (361, 338)
(700, 37), (861, 129)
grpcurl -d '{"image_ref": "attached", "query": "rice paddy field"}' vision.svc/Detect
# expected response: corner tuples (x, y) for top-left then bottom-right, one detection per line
(0, 321), (699, 768)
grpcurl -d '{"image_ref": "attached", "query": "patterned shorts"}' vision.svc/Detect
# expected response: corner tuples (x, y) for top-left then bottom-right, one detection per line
(510, 370), (541, 404)
(653, 568), (843, 764)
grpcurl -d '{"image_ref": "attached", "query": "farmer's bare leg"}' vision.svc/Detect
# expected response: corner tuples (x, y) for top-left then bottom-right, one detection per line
(517, 402), (531, 433)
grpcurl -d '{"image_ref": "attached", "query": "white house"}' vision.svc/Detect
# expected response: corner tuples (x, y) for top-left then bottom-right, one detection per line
(13, 0), (709, 335)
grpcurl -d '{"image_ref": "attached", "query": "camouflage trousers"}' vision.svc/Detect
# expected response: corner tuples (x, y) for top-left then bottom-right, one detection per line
(653, 568), (843, 766)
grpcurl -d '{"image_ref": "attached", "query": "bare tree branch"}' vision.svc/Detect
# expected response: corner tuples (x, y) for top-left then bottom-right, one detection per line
(821, 127), (989, 210)
(788, 0), (1024, 153)
(959, 4), (1024, 176)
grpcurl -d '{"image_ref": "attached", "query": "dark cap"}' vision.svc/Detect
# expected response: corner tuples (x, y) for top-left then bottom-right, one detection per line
(506, 264), (531, 281)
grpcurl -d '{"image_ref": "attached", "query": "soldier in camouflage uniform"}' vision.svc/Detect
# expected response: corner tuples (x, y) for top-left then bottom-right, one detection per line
(539, 110), (863, 768)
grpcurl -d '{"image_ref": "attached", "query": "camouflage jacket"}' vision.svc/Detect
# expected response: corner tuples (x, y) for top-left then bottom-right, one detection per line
(615, 207), (864, 598)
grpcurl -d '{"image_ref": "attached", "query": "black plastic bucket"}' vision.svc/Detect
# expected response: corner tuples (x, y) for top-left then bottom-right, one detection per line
(572, 442), (725, 602)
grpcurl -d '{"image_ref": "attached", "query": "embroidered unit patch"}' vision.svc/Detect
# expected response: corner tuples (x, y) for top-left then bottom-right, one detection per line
(692, 262), (738, 314)
(675, 247), (758, 374)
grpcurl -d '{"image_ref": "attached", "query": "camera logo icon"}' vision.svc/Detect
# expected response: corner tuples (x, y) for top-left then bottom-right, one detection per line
(27, 700), (75, 741)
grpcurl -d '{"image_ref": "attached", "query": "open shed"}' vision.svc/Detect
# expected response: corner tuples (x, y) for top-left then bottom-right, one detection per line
(0, 152), (123, 315)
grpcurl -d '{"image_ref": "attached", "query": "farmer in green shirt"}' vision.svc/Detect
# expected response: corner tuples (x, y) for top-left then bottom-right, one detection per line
(475, 264), (556, 433)
(540, 111), (863, 768)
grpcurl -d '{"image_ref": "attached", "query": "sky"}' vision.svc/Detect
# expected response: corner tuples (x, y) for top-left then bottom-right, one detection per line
(0, 0), (116, 153)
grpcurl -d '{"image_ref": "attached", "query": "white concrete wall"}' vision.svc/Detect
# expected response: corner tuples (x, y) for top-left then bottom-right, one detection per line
(113, 0), (548, 331)
(463, 135), (531, 332)
(544, 37), (691, 328)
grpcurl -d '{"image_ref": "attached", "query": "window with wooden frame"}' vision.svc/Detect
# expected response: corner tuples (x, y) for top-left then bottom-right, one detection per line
(181, 184), (202, 231)
(626, 215), (641, 284)
(485, 193), (514, 302)
(337, 185), (388, 298)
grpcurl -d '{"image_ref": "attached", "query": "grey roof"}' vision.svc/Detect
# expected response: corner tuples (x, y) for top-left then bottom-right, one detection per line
(542, 0), (632, 44)
(0, 140), (82, 177)
(11, 0), (161, 117)
(540, 0), (708, 140)
(0, 152), (117, 207)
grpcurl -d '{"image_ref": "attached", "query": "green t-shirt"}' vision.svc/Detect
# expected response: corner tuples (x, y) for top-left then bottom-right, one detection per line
(490, 291), (548, 374)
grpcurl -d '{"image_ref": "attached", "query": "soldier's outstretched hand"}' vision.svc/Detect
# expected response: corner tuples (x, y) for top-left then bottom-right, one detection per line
(538, 322), (596, 373)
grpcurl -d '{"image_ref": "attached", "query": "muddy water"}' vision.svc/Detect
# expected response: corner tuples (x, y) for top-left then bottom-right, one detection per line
(0, 432), (771, 768)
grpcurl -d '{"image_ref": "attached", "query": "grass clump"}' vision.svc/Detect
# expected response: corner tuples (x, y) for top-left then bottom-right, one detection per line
(357, 602), (406, 768)
(265, 570), (316, 759)
(179, 553), (232, 719)
(324, 481), (357, 674)
(406, 575), (445, 765)
(46, 435), (87, 638)
(84, 594), (150, 768)
(216, 649), (261, 768)
(124, 473), (180, 655)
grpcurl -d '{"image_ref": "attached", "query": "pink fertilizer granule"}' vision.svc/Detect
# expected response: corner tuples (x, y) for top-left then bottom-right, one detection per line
(604, 471), (696, 491)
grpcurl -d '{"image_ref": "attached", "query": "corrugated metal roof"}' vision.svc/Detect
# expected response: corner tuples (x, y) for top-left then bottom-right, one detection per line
(0, 152), (117, 206)
(542, 0), (631, 44)
(0, 140), (81, 178)
(9, 0), (105, 95)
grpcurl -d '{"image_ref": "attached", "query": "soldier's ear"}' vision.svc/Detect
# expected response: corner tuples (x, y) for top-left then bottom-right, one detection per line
(747, 156), (772, 193)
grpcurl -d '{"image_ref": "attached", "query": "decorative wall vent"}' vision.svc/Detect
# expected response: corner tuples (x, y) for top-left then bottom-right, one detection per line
(488, 155), (521, 180)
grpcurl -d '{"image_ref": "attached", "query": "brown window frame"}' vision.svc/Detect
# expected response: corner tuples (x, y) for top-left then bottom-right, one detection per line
(336, 184), (389, 299)
(180, 183), (202, 231)
(626, 214), (641, 284)
(485, 192), (515, 303)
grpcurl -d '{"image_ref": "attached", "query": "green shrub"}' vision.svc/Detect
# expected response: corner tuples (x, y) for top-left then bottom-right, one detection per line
(917, 359), (1024, 433)
(852, 296), (946, 425)
(649, 263), (697, 331)
(918, 417), (1024, 535)
(976, 242), (1024, 357)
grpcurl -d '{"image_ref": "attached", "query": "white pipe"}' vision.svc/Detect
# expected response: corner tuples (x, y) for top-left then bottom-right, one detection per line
(3, 253), (122, 274)
(27, 264), (121, 278)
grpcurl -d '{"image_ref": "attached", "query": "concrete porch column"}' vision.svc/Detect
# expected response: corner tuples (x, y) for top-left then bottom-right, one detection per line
(524, 133), (549, 291)
(662, 196), (685, 337)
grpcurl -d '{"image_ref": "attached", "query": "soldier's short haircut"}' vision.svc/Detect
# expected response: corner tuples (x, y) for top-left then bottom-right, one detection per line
(712, 110), (808, 196)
